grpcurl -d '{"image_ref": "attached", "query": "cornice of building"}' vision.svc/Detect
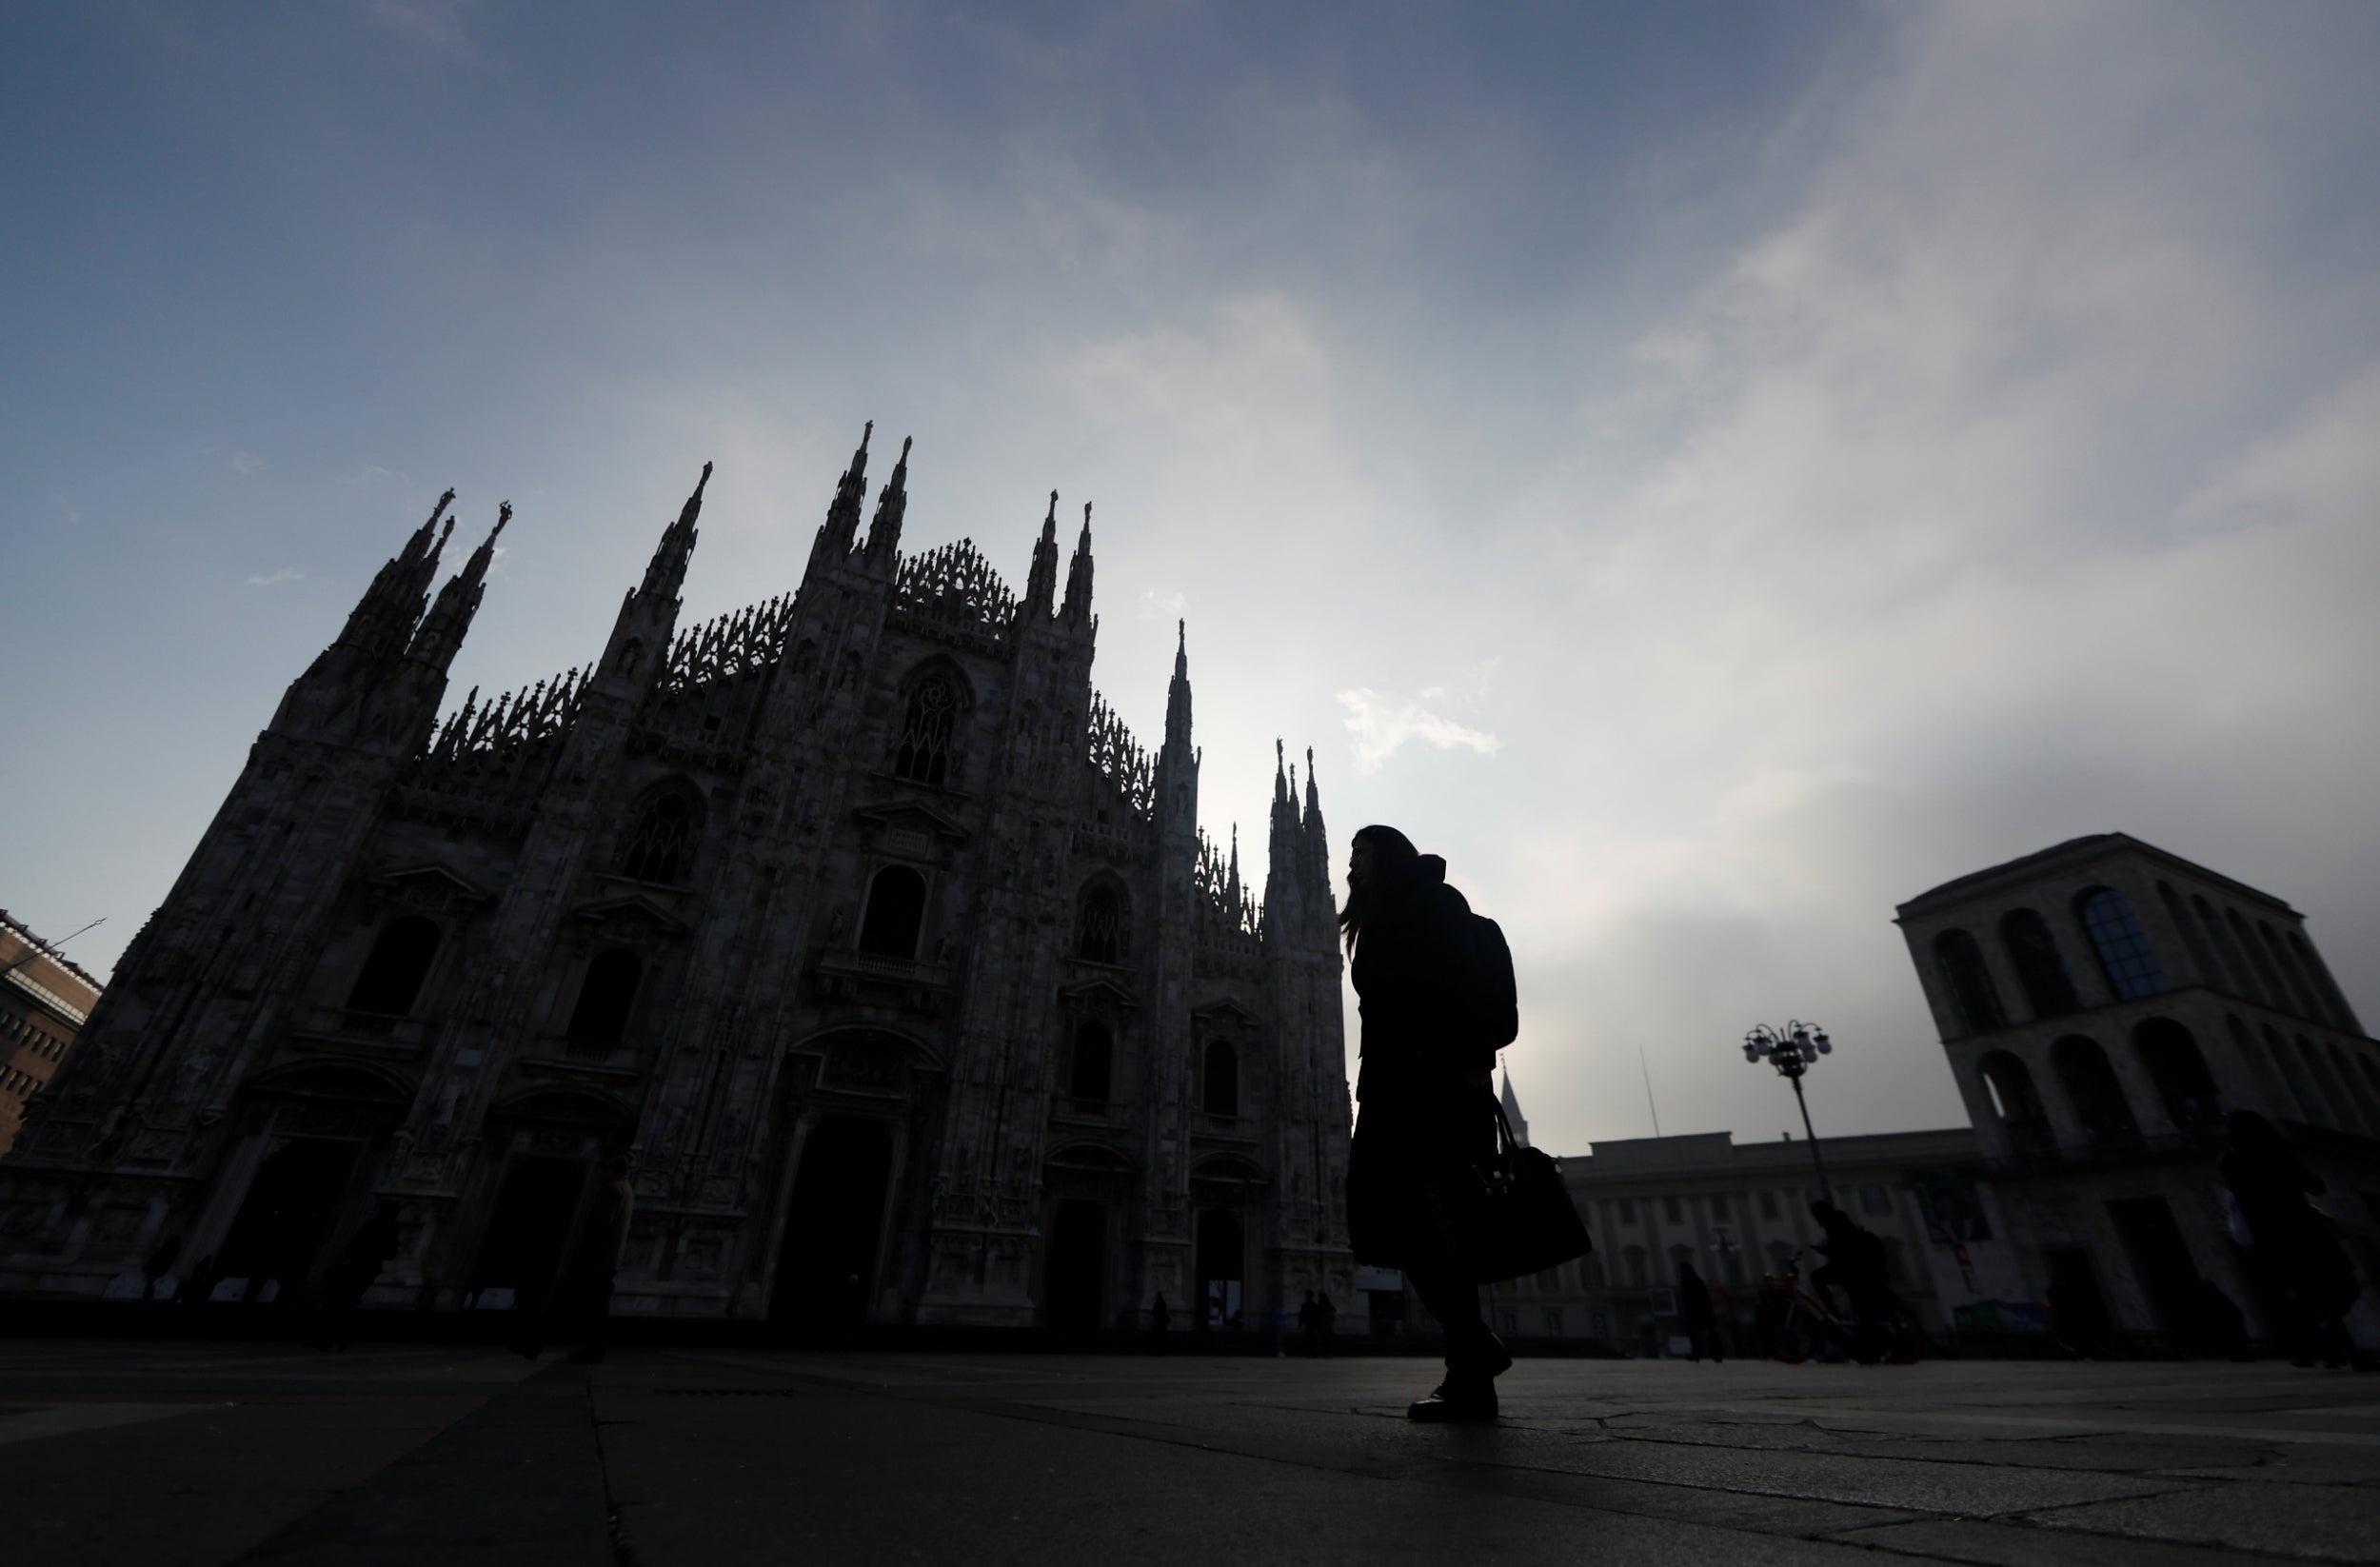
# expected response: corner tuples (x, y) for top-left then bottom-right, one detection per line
(1894, 833), (2299, 922)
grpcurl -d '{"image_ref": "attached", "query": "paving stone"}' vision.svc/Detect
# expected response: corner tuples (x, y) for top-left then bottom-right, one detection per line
(2026, 1484), (2380, 1561)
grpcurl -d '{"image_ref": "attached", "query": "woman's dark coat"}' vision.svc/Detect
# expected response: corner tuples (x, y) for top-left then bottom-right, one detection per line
(1345, 855), (1498, 1272)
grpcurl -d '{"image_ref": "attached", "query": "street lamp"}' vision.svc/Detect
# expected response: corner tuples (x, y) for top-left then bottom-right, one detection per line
(1742, 1020), (1835, 1205)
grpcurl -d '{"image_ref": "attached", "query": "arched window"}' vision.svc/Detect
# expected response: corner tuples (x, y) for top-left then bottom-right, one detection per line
(1667, 1244), (1694, 1281)
(1999, 909), (2079, 1018)
(1077, 884), (1125, 963)
(1934, 929), (2005, 1035)
(2157, 883), (2217, 987)
(2195, 896), (2257, 1000)
(2294, 1035), (2349, 1133)
(2228, 1014), (2302, 1121)
(1978, 1050), (2054, 1160)
(2076, 888), (2165, 1001)
(1202, 1040), (1239, 1118)
(2131, 1019), (2220, 1133)
(1068, 1022), (1113, 1106)
(346, 916), (441, 1017)
(2255, 922), (2318, 1019)
(620, 786), (700, 884)
(2227, 908), (2285, 1005)
(1622, 1245), (1648, 1289)
(891, 673), (960, 786)
(1582, 1255), (1606, 1288)
(2266, 1024), (2321, 1126)
(2326, 1042), (2377, 1135)
(565, 948), (643, 1052)
(2053, 1036), (2140, 1148)
(858, 866), (927, 959)
(2288, 933), (2357, 1030)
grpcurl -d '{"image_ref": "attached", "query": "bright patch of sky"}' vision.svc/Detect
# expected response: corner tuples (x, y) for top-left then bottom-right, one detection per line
(7, 2), (2379, 1154)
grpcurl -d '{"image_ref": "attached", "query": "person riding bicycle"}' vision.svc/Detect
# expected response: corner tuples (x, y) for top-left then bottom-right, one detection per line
(1808, 1200), (1892, 1352)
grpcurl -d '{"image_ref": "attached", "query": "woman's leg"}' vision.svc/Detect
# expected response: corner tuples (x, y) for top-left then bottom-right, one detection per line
(1406, 1266), (1500, 1381)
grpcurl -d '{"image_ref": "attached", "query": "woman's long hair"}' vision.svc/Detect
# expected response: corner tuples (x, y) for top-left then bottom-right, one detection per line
(1339, 823), (1419, 956)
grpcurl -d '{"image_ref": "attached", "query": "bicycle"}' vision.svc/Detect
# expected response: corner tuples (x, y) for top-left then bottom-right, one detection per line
(1755, 1247), (1926, 1365)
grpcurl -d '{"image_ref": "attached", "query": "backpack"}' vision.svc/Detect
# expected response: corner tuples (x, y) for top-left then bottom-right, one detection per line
(1459, 912), (1519, 1054)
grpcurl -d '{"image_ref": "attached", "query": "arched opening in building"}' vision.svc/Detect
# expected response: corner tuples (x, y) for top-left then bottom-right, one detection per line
(2051, 1037), (2139, 1149)
(1202, 1041), (1239, 1118)
(2227, 1015), (2304, 1121)
(1195, 1209), (1243, 1328)
(2293, 1036), (2351, 1133)
(1045, 1199), (1106, 1332)
(2159, 882), (2217, 987)
(1933, 929), (2005, 1035)
(565, 948), (644, 1054)
(2265, 1025), (2322, 1127)
(2195, 895), (2256, 999)
(2132, 1018), (2221, 1133)
(1977, 1050), (2054, 1160)
(2075, 887), (2166, 1000)
(771, 1117), (895, 1341)
(857, 865), (927, 959)
(214, 1137), (366, 1301)
(1068, 1021), (1113, 1106)
(346, 916), (442, 1018)
(1999, 909), (2080, 1018)
(468, 1156), (591, 1311)
(2323, 1041), (2376, 1135)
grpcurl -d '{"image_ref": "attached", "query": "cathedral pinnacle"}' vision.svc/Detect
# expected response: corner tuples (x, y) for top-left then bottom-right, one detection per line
(1024, 488), (1061, 613)
(1061, 498), (1095, 626)
(1162, 618), (1194, 753)
(820, 424), (872, 552)
(865, 435), (911, 557)
(641, 463), (709, 600)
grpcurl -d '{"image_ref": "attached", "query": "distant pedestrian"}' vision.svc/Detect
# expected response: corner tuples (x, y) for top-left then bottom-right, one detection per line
(1318, 1292), (1337, 1357)
(2223, 1111), (2372, 1370)
(521, 1156), (635, 1362)
(314, 1202), (402, 1351)
(1809, 1200), (1891, 1359)
(1677, 1260), (1722, 1363)
(1147, 1293), (1171, 1355)
(142, 1234), (182, 1302)
(1271, 1302), (1289, 1357)
(1340, 824), (1521, 1422)
(176, 1253), (221, 1308)
(1299, 1292), (1322, 1357)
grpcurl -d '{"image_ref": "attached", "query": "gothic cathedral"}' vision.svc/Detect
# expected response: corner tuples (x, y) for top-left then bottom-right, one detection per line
(0, 428), (1356, 1332)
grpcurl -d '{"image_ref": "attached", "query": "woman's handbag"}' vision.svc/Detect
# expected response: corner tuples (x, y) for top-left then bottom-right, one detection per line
(1466, 1094), (1593, 1284)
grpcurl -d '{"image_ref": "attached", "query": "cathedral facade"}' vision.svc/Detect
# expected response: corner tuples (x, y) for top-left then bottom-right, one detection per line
(0, 429), (1356, 1331)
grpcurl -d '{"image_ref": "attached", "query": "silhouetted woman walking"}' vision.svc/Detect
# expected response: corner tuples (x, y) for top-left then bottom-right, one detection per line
(1341, 825), (1513, 1421)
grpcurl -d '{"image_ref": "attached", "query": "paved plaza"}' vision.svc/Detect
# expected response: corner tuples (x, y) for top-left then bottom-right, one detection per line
(4, 1339), (2378, 1565)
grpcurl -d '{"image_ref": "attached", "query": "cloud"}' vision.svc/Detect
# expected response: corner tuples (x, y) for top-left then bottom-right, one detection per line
(1137, 588), (1186, 623)
(246, 567), (304, 587)
(356, 0), (477, 55)
(1337, 687), (1501, 774)
(53, 492), (81, 526)
(228, 451), (267, 476)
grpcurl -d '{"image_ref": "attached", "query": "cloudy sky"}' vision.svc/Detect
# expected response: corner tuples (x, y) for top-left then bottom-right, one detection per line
(8, 2), (2379, 1155)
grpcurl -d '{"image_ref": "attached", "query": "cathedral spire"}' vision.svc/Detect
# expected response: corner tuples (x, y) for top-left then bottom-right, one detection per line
(1061, 500), (1094, 627)
(334, 487), (455, 660)
(641, 463), (709, 601)
(1162, 619), (1193, 754)
(818, 422), (872, 558)
(1022, 488), (1061, 616)
(863, 435), (911, 561)
(1275, 737), (1290, 804)
(407, 502), (510, 674)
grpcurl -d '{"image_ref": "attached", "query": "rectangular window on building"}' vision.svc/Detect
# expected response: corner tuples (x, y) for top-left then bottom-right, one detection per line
(1617, 1197), (1636, 1224)
(1535, 1268), (1559, 1291)
(1542, 1307), (1564, 1336)
(1859, 1182), (1891, 1217)
(1759, 1190), (1778, 1220)
(1663, 1196), (1683, 1224)
(1709, 1195), (1728, 1221)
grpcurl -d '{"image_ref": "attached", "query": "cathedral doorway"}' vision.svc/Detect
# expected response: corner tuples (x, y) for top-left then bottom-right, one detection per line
(1045, 1200), (1105, 1331)
(468, 1156), (589, 1311)
(214, 1137), (363, 1303)
(1196, 1209), (1244, 1329)
(771, 1116), (894, 1340)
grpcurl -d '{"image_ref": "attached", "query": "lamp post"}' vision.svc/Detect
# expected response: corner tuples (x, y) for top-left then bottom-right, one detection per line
(1743, 1020), (1835, 1205)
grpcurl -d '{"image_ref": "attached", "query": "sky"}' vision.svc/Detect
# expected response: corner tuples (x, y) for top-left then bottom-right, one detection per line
(7, 2), (2379, 1157)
